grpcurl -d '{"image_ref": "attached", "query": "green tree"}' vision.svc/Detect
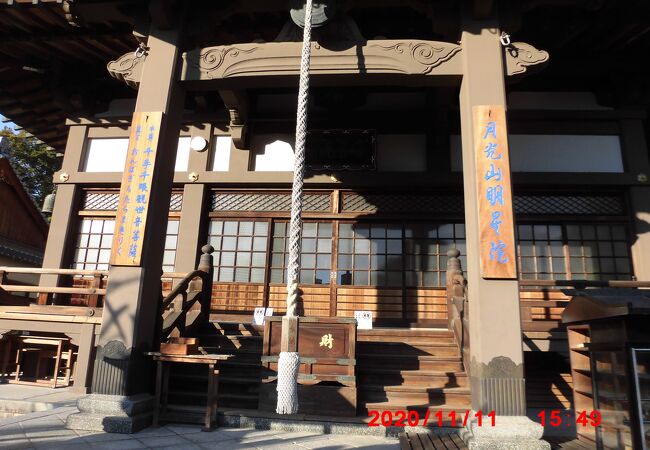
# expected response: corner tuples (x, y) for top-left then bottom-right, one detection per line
(0, 127), (59, 208)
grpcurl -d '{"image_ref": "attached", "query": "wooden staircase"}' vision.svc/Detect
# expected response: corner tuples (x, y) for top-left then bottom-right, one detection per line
(357, 328), (471, 424)
(161, 320), (470, 425)
(164, 321), (264, 411)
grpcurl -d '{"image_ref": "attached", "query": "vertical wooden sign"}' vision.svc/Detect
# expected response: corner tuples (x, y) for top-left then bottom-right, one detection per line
(110, 111), (164, 266)
(474, 105), (517, 279)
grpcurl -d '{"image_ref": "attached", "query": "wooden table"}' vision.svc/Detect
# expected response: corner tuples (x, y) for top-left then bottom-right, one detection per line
(146, 352), (232, 431)
(2, 335), (74, 388)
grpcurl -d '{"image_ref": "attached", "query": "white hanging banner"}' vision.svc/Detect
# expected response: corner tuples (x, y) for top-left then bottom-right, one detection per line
(354, 310), (373, 330)
(253, 307), (274, 325)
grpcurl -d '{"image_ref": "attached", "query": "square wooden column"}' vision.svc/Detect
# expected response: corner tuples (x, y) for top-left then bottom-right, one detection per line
(90, 24), (185, 398)
(39, 126), (87, 297)
(459, 22), (525, 416)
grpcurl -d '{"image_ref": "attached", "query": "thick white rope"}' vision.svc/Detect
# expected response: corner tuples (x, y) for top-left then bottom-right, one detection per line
(277, 0), (313, 415)
(286, 0), (313, 307)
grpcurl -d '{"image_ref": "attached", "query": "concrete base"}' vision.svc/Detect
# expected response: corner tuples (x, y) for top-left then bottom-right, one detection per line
(461, 414), (550, 450)
(65, 393), (154, 434)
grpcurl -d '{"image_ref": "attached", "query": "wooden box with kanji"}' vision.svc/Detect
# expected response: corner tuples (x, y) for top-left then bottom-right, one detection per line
(259, 316), (357, 416)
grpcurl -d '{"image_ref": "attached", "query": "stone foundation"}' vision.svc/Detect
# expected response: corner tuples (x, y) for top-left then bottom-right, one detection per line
(461, 414), (550, 449)
(65, 393), (154, 434)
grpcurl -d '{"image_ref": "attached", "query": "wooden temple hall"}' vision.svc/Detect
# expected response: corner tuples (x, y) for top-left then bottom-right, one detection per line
(1, 0), (650, 448)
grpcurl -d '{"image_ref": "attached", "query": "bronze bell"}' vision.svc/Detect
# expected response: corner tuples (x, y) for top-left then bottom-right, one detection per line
(290, 0), (336, 28)
(41, 190), (56, 214)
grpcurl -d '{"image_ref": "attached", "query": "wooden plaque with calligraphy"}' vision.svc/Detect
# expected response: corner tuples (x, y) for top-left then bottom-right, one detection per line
(110, 111), (164, 266)
(473, 105), (517, 279)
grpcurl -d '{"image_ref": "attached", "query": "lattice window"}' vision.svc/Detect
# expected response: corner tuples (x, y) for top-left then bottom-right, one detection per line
(169, 193), (183, 211)
(404, 223), (466, 287)
(270, 222), (332, 285)
(162, 220), (180, 273)
(337, 222), (466, 287)
(342, 193), (464, 214)
(340, 192), (624, 216)
(73, 218), (114, 270)
(82, 191), (183, 211)
(208, 220), (269, 283)
(212, 192), (330, 212)
(517, 223), (632, 281)
(514, 195), (624, 215)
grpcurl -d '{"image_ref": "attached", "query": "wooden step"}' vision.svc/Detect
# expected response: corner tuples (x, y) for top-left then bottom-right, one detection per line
(358, 341), (460, 357)
(358, 328), (452, 338)
(205, 321), (264, 336)
(360, 385), (470, 405)
(359, 355), (464, 372)
(358, 370), (468, 388)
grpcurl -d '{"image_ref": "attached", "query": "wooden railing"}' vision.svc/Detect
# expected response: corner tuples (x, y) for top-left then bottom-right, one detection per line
(159, 245), (214, 341)
(0, 267), (108, 307)
(446, 249), (469, 374)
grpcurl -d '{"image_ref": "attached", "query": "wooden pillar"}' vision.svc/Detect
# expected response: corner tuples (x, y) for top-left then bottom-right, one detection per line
(39, 126), (87, 294)
(71, 323), (96, 394)
(91, 22), (185, 397)
(620, 119), (650, 281)
(174, 124), (212, 273)
(630, 187), (650, 280)
(459, 21), (525, 416)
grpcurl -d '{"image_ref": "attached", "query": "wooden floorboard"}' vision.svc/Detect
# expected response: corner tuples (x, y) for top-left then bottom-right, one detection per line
(546, 436), (593, 449)
(399, 432), (468, 450)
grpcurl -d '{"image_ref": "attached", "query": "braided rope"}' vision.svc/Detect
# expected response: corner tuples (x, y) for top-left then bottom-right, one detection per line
(286, 0), (313, 314)
(276, 0), (313, 416)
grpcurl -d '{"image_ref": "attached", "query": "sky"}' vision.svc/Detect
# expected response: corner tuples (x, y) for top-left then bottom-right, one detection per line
(0, 114), (17, 131)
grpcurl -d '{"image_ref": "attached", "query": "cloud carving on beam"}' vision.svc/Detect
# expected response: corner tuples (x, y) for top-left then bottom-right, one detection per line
(504, 42), (549, 76)
(107, 53), (145, 89)
(371, 42), (462, 74)
(182, 40), (463, 80)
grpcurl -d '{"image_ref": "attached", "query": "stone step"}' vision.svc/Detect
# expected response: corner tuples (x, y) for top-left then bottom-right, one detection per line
(66, 411), (152, 434)
(76, 394), (154, 417)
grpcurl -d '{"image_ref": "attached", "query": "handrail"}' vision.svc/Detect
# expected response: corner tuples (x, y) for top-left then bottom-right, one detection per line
(161, 269), (208, 311)
(159, 245), (214, 342)
(519, 279), (650, 288)
(0, 267), (108, 277)
(0, 285), (106, 295)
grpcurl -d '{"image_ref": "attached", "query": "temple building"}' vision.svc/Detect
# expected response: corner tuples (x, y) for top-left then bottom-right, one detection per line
(0, 0), (649, 448)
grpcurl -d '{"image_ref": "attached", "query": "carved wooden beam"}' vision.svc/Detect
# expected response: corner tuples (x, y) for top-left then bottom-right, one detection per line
(107, 52), (145, 89)
(107, 39), (548, 89)
(218, 90), (249, 149)
(504, 42), (550, 76)
(182, 40), (463, 81)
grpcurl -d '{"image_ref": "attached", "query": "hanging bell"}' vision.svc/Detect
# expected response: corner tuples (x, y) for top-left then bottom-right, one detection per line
(41, 190), (56, 214)
(290, 0), (335, 28)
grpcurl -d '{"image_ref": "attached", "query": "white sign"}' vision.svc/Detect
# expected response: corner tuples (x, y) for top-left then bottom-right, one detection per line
(253, 307), (274, 325)
(354, 310), (373, 330)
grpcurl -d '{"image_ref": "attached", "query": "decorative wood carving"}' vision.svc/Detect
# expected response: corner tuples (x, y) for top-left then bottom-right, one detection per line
(219, 90), (249, 149)
(504, 42), (549, 76)
(182, 39), (463, 81)
(107, 52), (145, 89)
